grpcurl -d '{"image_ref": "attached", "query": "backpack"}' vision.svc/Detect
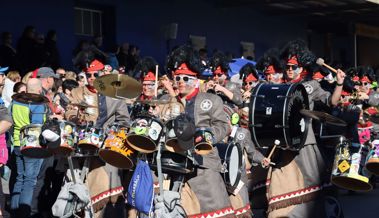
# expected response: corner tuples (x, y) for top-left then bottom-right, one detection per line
(127, 160), (154, 215)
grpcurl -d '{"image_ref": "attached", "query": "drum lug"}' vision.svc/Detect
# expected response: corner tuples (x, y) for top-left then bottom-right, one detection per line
(251, 95), (265, 98)
(221, 162), (228, 173)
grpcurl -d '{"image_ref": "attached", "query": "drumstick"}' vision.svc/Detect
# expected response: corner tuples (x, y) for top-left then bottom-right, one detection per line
(267, 140), (280, 160)
(155, 65), (159, 97)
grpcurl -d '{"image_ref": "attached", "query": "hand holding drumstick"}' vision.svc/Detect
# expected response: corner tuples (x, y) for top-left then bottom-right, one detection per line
(261, 140), (280, 168)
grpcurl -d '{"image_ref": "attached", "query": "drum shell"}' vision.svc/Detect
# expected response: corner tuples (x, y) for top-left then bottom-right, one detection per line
(149, 151), (194, 175)
(249, 83), (309, 151)
(127, 115), (164, 153)
(77, 127), (105, 151)
(216, 142), (242, 194)
(20, 124), (52, 158)
(99, 128), (137, 169)
(53, 120), (77, 156)
(194, 129), (213, 155)
(331, 141), (372, 191)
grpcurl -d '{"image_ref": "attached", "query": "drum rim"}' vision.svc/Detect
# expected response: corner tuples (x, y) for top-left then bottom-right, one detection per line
(222, 142), (242, 192)
(250, 83), (263, 148)
(99, 149), (135, 169)
(150, 150), (194, 174)
(20, 123), (43, 132)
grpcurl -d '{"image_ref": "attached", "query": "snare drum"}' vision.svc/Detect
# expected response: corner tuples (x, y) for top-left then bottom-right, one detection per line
(53, 121), (76, 156)
(366, 140), (379, 176)
(127, 115), (164, 153)
(77, 127), (104, 151)
(331, 139), (372, 191)
(149, 151), (194, 175)
(20, 124), (52, 158)
(194, 129), (214, 155)
(164, 119), (185, 153)
(99, 127), (137, 169)
(216, 142), (243, 194)
(249, 83), (309, 150)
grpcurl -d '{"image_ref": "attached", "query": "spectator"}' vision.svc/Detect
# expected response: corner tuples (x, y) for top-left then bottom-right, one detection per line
(64, 71), (77, 81)
(17, 26), (37, 74)
(13, 82), (26, 93)
(106, 44), (120, 70)
(45, 30), (60, 70)
(117, 42), (129, 68)
(2, 70), (21, 107)
(77, 72), (87, 87)
(59, 79), (78, 110)
(0, 32), (18, 71)
(126, 45), (139, 73)
(55, 68), (66, 80)
(34, 33), (49, 68)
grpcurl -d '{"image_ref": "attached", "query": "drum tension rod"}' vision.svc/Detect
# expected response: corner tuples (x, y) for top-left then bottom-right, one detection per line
(249, 124), (263, 128)
(251, 95), (265, 98)
(277, 95), (292, 98)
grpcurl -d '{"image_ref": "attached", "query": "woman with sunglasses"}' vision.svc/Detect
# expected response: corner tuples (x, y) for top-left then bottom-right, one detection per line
(238, 63), (259, 104)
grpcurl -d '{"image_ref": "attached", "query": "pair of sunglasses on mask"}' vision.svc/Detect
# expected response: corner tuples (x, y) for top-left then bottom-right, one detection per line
(85, 72), (99, 78)
(243, 81), (257, 86)
(175, 75), (196, 82)
(286, 65), (299, 71)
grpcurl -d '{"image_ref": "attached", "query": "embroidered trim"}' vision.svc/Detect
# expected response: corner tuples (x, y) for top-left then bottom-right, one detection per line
(189, 207), (235, 218)
(268, 185), (322, 204)
(91, 186), (124, 205)
(235, 204), (251, 215)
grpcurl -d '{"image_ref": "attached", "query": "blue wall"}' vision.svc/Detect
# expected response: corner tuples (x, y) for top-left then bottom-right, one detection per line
(0, 0), (308, 70)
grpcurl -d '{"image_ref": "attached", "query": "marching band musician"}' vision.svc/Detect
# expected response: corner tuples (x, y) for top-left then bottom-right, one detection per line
(223, 105), (270, 218)
(239, 63), (260, 105)
(264, 40), (345, 218)
(65, 59), (130, 217)
(163, 45), (235, 218)
(206, 52), (243, 107)
(256, 48), (285, 85)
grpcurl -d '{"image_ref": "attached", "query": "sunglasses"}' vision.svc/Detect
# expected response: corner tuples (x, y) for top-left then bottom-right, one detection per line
(362, 82), (370, 87)
(86, 72), (99, 78)
(286, 65), (299, 71)
(243, 81), (258, 86)
(142, 83), (155, 87)
(175, 75), (196, 82)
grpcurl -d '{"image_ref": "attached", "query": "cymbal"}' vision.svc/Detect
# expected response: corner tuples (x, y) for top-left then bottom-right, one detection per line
(94, 74), (142, 99)
(70, 103), (98, 108)
(12, 93), (49, 104)
(300, 109), (347, 127)
(134, 99), (170, 105)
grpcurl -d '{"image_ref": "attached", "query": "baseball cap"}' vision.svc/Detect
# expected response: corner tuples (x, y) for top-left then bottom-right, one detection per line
(0, 66), (9, 74)
(174, 114), (196, 151)
(37, 67), (59, 79)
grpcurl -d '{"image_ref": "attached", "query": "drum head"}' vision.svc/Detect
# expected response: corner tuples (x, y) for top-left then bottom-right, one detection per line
(21, 147), (53, 158)
(229, 145), (240, 185)
(366, 159), (379, 176)
(127, 136), (157, 153)
(99, 149), (134, 169)
(331, 175), (372, 192)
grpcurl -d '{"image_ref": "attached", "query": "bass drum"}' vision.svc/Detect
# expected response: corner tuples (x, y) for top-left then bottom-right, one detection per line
(249, 83), (309, 151)
(216, 142), (242, 194)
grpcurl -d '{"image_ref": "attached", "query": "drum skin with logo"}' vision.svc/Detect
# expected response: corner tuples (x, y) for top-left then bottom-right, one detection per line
(249, 83), (309, 150)
(53, 120), (77, 156)
(331, 139), (372, 191)
(216, 142), (243, 194)
(99, 127), (137, 169)
(127, 115), (164, 153)
(20, 124), (53, 158)
(77, 127), (104, 151)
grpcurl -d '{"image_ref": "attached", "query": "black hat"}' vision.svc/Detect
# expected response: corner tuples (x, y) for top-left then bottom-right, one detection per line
(173, 114), (196, 151)
(39, 119), (61, 149)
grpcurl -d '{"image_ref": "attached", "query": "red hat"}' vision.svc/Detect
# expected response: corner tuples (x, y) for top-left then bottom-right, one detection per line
(352, 76), (359, 82)
(213, 66), (225, 76)
(174, 63), (197, 76)
(143, 72), (156, 81)
(313, 72), (324, 80)
(265, 65), (275, 75)
(287, 56), (299, 65)
(366, 107), (378, 116)
(341, 90), (350, 96)
(85, 60), (104, 72)
(244, 73), (258, 82)
(361, 76), (371, 83)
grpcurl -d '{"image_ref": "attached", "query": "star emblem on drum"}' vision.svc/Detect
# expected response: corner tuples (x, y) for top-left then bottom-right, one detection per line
(200, 99), (213, 111)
